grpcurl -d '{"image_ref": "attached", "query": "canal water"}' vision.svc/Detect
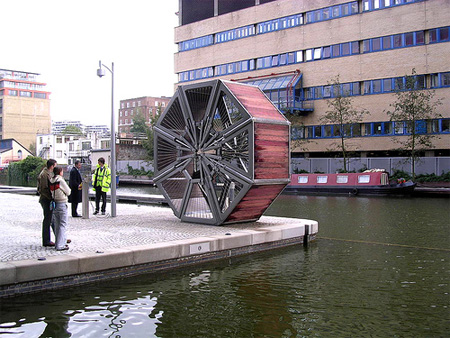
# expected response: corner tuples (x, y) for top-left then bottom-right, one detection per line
(0, 194), (449, 337)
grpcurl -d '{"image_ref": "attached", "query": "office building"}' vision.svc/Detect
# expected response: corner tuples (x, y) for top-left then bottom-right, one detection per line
(0, 69), (51, 149)
(174, 0), (449, 158)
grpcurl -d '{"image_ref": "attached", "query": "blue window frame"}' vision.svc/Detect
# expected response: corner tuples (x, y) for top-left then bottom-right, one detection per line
(302, 118), (449, 140)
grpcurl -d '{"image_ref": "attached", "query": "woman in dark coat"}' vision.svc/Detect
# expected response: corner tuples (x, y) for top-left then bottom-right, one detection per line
(68, 160), (83, 217)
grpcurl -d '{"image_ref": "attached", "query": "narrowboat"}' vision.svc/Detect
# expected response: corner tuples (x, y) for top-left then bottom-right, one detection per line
(284, 170), (416, 196)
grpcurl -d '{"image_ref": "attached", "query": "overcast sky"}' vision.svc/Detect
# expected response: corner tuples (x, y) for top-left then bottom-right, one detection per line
(3, 0), (179, 127)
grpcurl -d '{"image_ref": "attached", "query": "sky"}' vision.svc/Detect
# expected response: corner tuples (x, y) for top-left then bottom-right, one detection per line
(2, 0), (179, 127)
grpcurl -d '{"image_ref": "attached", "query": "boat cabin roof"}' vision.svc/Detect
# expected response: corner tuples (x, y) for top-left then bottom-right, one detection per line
(290, 172), (389, 186)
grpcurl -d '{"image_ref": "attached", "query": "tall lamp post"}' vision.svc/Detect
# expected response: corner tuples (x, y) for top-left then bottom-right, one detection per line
(96, 60), (117, 217)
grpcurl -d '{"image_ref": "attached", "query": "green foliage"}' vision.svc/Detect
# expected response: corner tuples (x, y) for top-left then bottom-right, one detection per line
(293, 168), (309, 174)
(337, 169), (356, 173)
(130, 109), (148, 134)
(390, 169), (412, 182)
(386, 68), (442, 179)
(142, 128), (154, 161)
(142, 106), (162, 161)
(414, 171), (450, 182)
(123, 164), (153, 178)
(8, 156), (46, 183)
(62, 125), (83, 134)
(28, 142), (36, 156)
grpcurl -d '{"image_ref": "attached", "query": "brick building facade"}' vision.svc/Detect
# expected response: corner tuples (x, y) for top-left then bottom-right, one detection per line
(118, 96), (171, 135)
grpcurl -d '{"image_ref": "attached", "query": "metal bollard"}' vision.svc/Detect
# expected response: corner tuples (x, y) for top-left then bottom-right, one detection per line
(82, 176), (90, 219)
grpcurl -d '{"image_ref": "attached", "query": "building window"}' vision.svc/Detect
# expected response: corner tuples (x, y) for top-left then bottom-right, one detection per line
(394, 122), (405, 134)
(34, 92), (46, 99)
(56, 150), (62, 158)
(56, 137), (62, 143)
(441, 119), (450, 133)
(20, 91), (32, 97)
(442, 72), (450, 86)
(82, 142), (91, 150)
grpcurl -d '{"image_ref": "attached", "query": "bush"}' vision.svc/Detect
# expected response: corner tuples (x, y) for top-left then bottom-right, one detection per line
(414, 171), (450, 182)
(8, 156), (46, 185)
(390, 170), (450, 182)
(390, 169), (412, 182)
(125, 164), (153, 178)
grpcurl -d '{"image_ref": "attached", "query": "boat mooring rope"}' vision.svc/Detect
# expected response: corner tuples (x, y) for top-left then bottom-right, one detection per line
(317, 237), (450, 252)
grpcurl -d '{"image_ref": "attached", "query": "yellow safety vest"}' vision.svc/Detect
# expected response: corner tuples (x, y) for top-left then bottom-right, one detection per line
(92, 164), (111, 193)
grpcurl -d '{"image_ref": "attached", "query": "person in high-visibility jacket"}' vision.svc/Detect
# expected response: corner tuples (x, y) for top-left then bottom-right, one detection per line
(92, 157), (111, 215)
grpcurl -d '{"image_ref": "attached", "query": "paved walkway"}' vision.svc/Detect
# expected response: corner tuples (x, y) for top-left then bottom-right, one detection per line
(0, 192), (295, 263)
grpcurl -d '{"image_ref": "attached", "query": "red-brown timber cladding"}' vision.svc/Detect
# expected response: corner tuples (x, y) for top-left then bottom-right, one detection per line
(254, 123), (290, 179)
(225, 184), (287, 223)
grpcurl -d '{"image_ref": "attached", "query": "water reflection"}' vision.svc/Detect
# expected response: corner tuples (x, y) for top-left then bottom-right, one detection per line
(0, 196), (449, 337)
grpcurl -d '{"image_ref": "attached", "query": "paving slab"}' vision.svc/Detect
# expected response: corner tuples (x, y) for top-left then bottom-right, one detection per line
(0, 192), (318, 296)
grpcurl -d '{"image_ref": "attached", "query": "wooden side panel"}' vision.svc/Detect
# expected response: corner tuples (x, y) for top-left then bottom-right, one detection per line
(224, 82), (287, 122)
(225, 184), (286, 223)
(254, 123), (290, 180)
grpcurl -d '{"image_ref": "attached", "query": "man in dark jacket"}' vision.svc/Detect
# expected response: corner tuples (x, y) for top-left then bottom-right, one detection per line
(37, 158), (57, 246)
(69, 160), (83, 217)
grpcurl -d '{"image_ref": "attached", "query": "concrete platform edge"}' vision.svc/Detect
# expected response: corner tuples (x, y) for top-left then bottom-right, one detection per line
(0, 219), (318, 298)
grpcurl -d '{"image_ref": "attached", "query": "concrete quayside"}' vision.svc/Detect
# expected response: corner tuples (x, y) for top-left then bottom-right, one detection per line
(0, 192), (318, 297)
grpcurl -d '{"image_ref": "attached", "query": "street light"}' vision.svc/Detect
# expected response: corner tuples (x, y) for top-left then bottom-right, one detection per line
(97, 60), (117, 217)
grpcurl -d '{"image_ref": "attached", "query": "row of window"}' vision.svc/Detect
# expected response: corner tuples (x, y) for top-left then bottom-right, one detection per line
(119, 108), (155, 117)
(120, 100), (167, 109)
(363, 0), (422, 12)
(178, 26), (449, 83)
(0, 81), (45, 91)
(0, 89), (47, 99)
(304, 72), (450, 100)
(292, 119), (450, 140)
(178, 0), (424, 52)
(297, 175), (373, 184)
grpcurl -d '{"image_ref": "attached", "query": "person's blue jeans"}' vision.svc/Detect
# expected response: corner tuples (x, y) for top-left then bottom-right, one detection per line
(40, 198), (55, 245)
(53, 203), (68, 250)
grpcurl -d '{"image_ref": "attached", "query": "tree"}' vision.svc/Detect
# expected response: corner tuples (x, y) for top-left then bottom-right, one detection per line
(386, 69), (442, 179)
(28, 142), (36, 156)
(130, 109), (148, 135)
(142, 104), (163, 161)
(284, 114), (315, 153)
(62, 125), (83, 135)
(320, 76), (368, 172)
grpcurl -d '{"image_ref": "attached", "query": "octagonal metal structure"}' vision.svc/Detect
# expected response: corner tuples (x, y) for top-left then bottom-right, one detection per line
(153, 79), (290, 225)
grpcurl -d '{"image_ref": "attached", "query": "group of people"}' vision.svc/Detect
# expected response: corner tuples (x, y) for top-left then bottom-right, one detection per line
(37, 158), (111, 250)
